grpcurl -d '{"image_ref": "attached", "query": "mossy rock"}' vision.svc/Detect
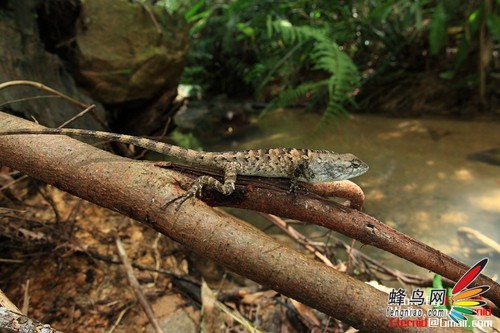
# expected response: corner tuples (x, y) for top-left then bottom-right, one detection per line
(75, 0), (189, 104)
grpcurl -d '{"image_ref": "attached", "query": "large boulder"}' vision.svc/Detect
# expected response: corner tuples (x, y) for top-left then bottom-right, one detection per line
(0, 0), (106, 129)
(75, 0), (189, 104)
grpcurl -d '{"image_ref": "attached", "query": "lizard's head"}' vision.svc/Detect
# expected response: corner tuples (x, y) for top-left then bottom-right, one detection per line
(305, 152), (369, 183)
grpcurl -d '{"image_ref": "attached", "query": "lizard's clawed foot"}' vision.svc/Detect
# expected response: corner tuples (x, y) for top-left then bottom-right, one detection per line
(163, 174), (236, 211)
(288, 180), (308, 195)
(163, 193), (193, 211)
(163, 182), (205, 211)
(288, 181), (299, 193)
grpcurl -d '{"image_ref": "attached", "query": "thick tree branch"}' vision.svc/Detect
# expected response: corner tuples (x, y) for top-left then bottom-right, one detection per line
(0, 112), (482, 331)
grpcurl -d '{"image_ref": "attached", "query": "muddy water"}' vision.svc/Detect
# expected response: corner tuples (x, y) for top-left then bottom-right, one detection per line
(215, 111), (500, 275)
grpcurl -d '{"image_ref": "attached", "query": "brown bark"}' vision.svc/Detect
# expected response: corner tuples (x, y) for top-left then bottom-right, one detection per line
(170, 164), (500, 317)
(214, 187), (500, 301)
(0, 112), (483, 332)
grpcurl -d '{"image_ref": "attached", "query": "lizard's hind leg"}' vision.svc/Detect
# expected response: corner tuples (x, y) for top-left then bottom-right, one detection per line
(164, 163), (239, 210)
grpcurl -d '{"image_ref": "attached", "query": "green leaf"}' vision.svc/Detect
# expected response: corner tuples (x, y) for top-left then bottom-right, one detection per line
(410, 0), (423, 30)
(486, 14), (500, 39)
(170, 130), (201, 150)
(439, 70), (455, 80)
(184, 0), (206, 23)
(236, 22), (255, 37)
(311, 10), (321, 19)
(266, 15), (272, 39)
(454, 36), (470, 70)
(369, 3), (393, 22)
(432, 274), (444, 289)
(468, 8), (482, 35)
(429, 3), (447, 55)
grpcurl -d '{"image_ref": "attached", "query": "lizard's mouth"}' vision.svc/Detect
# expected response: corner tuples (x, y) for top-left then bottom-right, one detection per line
(352, 161), (369, 177)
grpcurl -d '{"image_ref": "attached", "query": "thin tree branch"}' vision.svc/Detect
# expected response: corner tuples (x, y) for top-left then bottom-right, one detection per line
(57, 104), (96, 129)
(0, 81), (109, 130)
(260, 213), (336, 268)
(115, 237), (164, 333)
(0, 80), (89, 109)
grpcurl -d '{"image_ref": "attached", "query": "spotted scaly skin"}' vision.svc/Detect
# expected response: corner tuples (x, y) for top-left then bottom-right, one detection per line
(0, 128), (369, 207)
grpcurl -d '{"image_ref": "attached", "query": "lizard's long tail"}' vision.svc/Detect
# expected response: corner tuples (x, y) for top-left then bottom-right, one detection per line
(0, 128), (209, 164)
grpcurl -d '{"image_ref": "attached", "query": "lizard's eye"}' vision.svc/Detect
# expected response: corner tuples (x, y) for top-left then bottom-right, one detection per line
(352, 160), (361, 168)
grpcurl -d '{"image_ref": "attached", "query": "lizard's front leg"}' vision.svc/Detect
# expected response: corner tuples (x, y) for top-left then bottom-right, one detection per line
(289, 160), (315, 193)
(165, 162), (240, 210)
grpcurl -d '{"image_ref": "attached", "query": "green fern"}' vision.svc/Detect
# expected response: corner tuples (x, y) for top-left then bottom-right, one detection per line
(266, 81), (326, 111)
(264, 18), (360, 122)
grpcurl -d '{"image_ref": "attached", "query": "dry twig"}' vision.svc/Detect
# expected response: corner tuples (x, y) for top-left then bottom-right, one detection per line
(115, 237), (164, 333)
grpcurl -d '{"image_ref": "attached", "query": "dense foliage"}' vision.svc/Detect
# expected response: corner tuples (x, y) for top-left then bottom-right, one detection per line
(157, 0), (499, 119)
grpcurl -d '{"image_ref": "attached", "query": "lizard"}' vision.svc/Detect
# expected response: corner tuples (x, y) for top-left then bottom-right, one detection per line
(0, 128), (369, 207)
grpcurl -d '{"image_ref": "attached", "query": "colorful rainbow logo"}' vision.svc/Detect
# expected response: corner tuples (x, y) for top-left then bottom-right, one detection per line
(448, 258), (490, 323)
